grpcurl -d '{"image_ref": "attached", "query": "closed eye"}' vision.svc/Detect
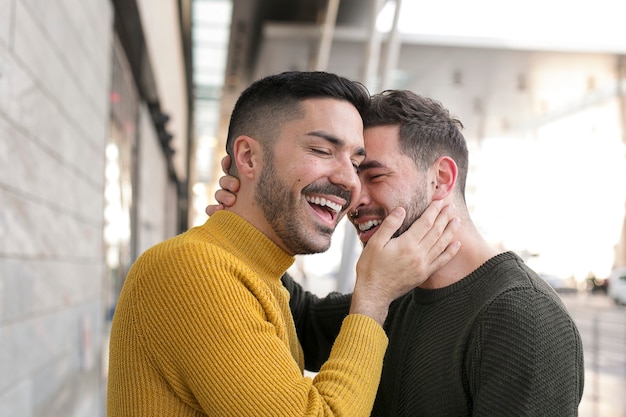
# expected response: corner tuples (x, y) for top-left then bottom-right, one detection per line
(310, 148), (331, 156)
(359, 170), (390, 184)
(352, 157), (365, 172)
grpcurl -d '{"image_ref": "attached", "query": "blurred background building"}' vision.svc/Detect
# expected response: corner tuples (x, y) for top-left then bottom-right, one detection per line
(1, 0), (625, 416)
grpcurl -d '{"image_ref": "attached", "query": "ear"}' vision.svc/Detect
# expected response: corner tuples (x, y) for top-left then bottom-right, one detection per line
(232, 135), (262, 180)
(431, 156), (457, 200)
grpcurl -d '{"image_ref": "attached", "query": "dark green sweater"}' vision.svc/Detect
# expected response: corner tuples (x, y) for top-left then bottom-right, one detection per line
(284, 251), (584, 416)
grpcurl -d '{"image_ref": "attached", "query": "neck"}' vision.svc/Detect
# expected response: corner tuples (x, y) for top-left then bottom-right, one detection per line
(420, 218), (499, 289)
(226, 196), (292, 255)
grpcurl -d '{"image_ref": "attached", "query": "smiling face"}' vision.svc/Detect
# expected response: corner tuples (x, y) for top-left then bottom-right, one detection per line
(351, 125), (431, 245)
(254, 98), (365, 255)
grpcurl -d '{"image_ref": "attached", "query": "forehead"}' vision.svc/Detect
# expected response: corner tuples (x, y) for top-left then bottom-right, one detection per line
(300, 98), (362, 127)
(286, 98), (365, 148)
(363, 125), (401, 160)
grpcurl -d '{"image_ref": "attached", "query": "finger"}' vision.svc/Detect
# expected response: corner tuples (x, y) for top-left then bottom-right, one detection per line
(205, 204), (224, 216)
(424, 218), (461, 275)
(215, 189), (236, 207)
(410, 203), (456, 259)
(221, 155), (232, 174)
(219, 175), (240, 193)
(387, 203), (458, 279)
(366, 207), (406, 249)
(396, 200), (447, 244)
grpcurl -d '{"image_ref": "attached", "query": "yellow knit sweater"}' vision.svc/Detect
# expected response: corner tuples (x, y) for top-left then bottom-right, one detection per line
(107, 211), (388, 416)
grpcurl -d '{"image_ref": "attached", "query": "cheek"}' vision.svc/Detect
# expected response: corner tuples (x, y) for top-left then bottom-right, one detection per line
(365, 185), (393, 209)
(286, 156), (318, 177)
(281, 161), (307, 183)
(381, 183), (412, 210)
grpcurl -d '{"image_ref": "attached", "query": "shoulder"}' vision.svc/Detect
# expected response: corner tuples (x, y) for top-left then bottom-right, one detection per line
(137, 228), (249, 276)
(482, 286), (574, 328)
(473, 252), (566, 311)
(478, 259), (574, 326)
(469, 254), (579, 340)
(472, 282), (581, 359)
(124, 232), (261, 314)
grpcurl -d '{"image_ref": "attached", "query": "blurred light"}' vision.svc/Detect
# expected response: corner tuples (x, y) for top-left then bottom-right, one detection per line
(192, 182), (206, 195)
(376, 0), (396, 32)
(106, 143), (119, 160)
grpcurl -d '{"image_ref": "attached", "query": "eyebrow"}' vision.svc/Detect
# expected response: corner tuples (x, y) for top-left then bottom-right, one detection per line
(307, 130), (366, 157)
(357, 160), (386, 173)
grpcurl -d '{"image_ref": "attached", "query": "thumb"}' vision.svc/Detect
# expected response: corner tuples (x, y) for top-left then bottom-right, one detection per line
(367, 207), (406, 249)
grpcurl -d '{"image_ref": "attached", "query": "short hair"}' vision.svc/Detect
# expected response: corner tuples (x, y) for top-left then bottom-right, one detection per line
(225, 71), (371, 174)
(363, 90), (469, 198)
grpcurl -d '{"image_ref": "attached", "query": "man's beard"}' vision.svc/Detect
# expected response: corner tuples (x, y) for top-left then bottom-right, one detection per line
(392, 182), (430, 239)
(357, 182), (430, 248)
(254, 154), (342, 255)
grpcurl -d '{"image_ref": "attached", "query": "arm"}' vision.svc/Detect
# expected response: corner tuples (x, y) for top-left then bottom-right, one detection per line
(136, 243), (388, 416)
(469, 290), (584, 416)
(282, 272), (351, 371)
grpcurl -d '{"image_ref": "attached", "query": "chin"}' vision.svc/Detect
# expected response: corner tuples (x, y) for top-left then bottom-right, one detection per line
(309, 232), (335, 254)
(305, 240), (332, 255)
(287, 232), (332, 255)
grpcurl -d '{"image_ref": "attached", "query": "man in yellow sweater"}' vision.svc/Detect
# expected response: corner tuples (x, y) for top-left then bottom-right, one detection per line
(106, 71), (460, 416)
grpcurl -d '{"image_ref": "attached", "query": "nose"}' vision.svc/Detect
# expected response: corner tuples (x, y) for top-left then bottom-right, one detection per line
(350, 183), (371, 216)
(329, 158), (361, 207)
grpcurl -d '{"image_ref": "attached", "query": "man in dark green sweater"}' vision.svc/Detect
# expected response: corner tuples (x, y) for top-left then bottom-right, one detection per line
(210, 90), (584, 416)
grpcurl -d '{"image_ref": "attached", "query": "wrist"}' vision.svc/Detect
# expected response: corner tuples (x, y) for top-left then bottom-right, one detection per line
(349, 292), (389, 327)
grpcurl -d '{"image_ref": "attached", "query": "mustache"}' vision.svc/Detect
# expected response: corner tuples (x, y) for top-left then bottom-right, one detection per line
(351, 207), (386, 219)
(302, 182), (352, 211)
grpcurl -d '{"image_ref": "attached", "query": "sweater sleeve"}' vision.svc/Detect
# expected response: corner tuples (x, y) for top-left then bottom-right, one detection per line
(282, 273), (352, 371)
(135, 244), (388, 417)
(467, 288), (584, 416)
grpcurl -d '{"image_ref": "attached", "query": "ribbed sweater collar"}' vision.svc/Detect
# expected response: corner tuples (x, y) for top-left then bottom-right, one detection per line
(203, 211), (295, 281)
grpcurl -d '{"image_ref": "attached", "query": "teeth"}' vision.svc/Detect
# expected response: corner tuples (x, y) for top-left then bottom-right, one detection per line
(358, 219), (382, 232)
(305, 196), (342, 213)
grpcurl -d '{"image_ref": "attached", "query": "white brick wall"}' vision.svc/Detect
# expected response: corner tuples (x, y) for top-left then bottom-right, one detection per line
(0, 0), (113, 416)
(136, 105), (177, 256)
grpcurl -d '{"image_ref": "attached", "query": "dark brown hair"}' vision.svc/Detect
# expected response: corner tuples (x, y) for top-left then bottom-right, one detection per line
(225, 71), (370, 174)
(363, 90), (469, 198)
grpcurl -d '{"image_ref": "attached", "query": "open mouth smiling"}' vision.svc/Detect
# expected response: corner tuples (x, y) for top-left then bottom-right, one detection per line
(357, 219), (382, 232)
(305, 195), (344, 223)
(350, 211), (385, 242)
